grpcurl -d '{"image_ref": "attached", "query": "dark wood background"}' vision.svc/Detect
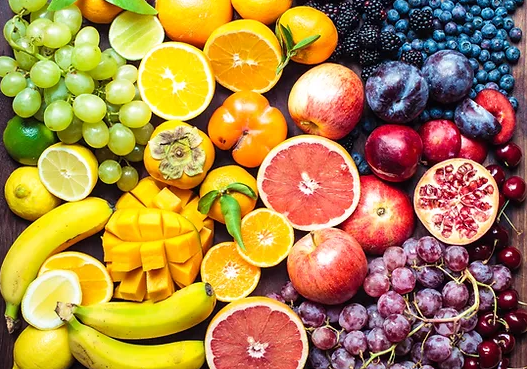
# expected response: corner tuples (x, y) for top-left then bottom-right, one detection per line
(0, 2), (525, 369)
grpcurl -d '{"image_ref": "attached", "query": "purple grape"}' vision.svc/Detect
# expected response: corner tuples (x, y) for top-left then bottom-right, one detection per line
(367, 327), (392, 353)
(411, 321), (432, 341)
(468, 261), (493, 283)
(378, 291), (406, 318)
(367, 305), (385, 329)
(364, 273), (391, 298)
(383, 314), (411, 342)
(434, 308), (460, 336)
(343, 330), (367, 355)
(390, 364), (407, 369)
(415, 266), (444, 288)
(326, 305), (343, 324)
(416, 288), (443, 317)
(459, 308), (478, 331)
(298, 301), (327, 328)
(383, 246), (407, 271)
(442, 281), (470, 310)
(417, 236), (443, 263)
(266, 292), (285, 303)
(281, 281), (299, 303)
(339, 303), (369, 331)
(401, 361), (417, 369)
(411, 343), (433, 365)
(438, 347), (464, 369)
(338, 330), (348, 346)
(491, 265), (512, 292)
(369, 257), (389, 276)
(331, 348), (356, 369)
(311, 326), (338, 350)
(444, 246), (469, 272)
(422, 365), (435, 369)
(395, 337), (413, 356)
(468, 287), (495, 312)
(424, 335), (452, 362)
(366, 361), (386, 369)
(309, 348), (330, 369)
(403, 238), (420, 266)
(391, 267), (416, 294)
(458, 330), (483, 354)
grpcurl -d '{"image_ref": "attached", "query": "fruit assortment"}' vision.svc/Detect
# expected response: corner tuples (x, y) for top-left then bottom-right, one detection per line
(0, 0), (525, 369)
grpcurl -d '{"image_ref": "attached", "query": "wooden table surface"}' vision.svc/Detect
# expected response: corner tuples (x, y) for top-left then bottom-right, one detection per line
(0, 2), (526, 369)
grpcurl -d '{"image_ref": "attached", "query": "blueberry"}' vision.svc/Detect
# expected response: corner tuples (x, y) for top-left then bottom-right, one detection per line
(470, 5), (482, 14)
(439, 11), (453, 23)
(491, 51), (506, 64)
(458, 40), (472, 55)
(469, 88), (478, 98)
(503, 17), (514, 30)
(482, 23), (498, 38)
(490, 0), (503, 7)
(494, 6), (508, 16)
(491, 38), (504, 51)
(465, 12), (474, 22)
(475, 83), (486, 92)
(433, 8), (444, 18)
(473, 16), (484, 29)
(446, 40), (458, 49)
(497, 29), (509, 39)
(411, 39), (424, 51)
(441, 0), (455, 10)
(352, 152), (371, 175)
(419, 109), (431, 122)
(508, 96), (518, 111)
(409, 0), (421, 7)
(478, 0), (491, 6)
(433, 30), (446, 41)
(383, 24), (397, 33)
(469, 58), (480, 70)
(464, 23), (475, 35)
(479, 49), (491, 61)
(485, 81), (500, 90)
(504, 0), (516, 10)
(396, 32), (407, 43)
(498, 89), (509, 96)
(452, 5), (467, 21)
(433, 19), (443, 30)
(429, 0), (442, 7)
(483, 60), (497, 70)
(505, 46), (520, 63)
(481, 39), (492, 49)
(361, 117), (378, 134)
(430, 106), (444, 119)
(488, 69), (501, 82)
(394, 0), (411, 14)
(509, 27), (522, 42)
(437, 41), (447, 50)
(481, 7), (495, 18)
(458, 26), (466, 35)
(407, 30), (418, 41)
(498, 64), (510, 74)
(395, 19), (409, 32)
(476, 70), (489, 82)
(515, 0), (523, 5)
(443, 109), (455, 120)
(387, 9), (400, 23)
(424, 39), (438, 54)
(470, 30), (483, 44)
(470, 44), (482, 57)
(503, 40), (511, 49)
(492, 16), (504, 27)
(473, 77), (478, 86)
(445, 22), (458, 35)
(499, 74), (514, 91)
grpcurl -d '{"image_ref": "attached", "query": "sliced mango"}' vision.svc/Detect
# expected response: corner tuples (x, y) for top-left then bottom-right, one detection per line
(107, 209), (141, 241)
(111, 242), (143, 272)
(131, 177), (166, 207)
(199, 226), (214, 255)
(152, 187), (183, 212)
(115, 192), (146, 210)
(180, 197), (207, 231)
(146, 265), (174, 302)
(169, 187), (194, 208)
(106, 263), (127, 282)
(140, 240), (167, 271)
(101, 231), (122, 262)
(165, 232), (202, 263)
(168, 251), (202, 287)
(119, 268), (146, 302)
(114, 284), (125, 300)
(138, 209), (164, 241)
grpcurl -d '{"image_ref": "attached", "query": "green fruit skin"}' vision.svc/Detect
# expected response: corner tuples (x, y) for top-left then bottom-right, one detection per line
(3, 116), (57, 165)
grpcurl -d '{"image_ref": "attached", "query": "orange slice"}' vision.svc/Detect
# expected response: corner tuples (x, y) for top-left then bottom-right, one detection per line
(138, 42), (215, 120)
(203, 19), (283, 93)
(200, 242), (260, 302)
(38, 251), (113, 305)
(236, 208), (294, 267)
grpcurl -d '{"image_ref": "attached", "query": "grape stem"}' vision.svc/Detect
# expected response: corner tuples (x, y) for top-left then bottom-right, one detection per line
(476, 281), (499, 323)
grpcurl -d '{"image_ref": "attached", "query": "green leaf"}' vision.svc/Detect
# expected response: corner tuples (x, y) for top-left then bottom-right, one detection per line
(275, 19), (284, 50)
(225, 182), (257, 199)
(105, 0), (157, 15)
(48, 0), (76, 11)
(197, 190), (220, 215)
(279, 24), (295, 51)
(291, 35), (321, 52)
(220, 195), (245, 251)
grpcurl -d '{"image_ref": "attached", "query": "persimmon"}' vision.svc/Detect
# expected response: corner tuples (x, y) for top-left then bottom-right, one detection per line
(207, 91), (288, 168)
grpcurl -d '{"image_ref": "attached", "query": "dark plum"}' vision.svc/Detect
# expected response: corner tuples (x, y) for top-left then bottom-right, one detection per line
(454, 98), (501, 140)
(418, 119), (461, 165)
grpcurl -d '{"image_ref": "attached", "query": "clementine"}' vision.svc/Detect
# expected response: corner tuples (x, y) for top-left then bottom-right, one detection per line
(231, 0), (293, 25)
(75, 0), (122, 24)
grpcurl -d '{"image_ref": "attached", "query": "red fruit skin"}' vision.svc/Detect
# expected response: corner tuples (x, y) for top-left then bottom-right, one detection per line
(287, 228), (368, 305)
(340, 175), (415, 255)
(365, 125), (423, 182)
(288, 63), (365, 140)
(474, 89), (516, 145)
(418, 119), (461, 165)
(502, 176), (527, 202)
(458, 134), (488, 163)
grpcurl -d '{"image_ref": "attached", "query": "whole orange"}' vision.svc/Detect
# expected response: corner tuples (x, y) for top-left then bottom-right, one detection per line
(75, 0), (122, 24)
(231, 0), (293, 25)
(156, 0), (233, 48)
(278, 6), (338, 65)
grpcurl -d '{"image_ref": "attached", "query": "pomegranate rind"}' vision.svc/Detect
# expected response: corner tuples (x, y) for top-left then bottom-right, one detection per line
(256, 135), (361, 231)
(205, 296), (309, 369)
(413, 158), (499, 245)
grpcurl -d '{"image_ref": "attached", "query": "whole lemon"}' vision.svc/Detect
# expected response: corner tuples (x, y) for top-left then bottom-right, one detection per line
(5, 167), (61, 221)
(14, 325), (74, 369)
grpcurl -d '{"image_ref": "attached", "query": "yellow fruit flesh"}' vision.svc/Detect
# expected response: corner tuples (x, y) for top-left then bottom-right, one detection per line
(152, 187), (183, 212)
(119, 268), (146, 302)
(146, 265), (174, 302)
(140, 241), (167, 271)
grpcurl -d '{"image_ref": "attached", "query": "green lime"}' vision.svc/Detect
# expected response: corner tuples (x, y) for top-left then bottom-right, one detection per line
(3, 116), (58, 165)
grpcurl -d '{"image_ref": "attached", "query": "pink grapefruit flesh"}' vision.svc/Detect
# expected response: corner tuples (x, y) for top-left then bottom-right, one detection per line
(257, 135), (360, 231)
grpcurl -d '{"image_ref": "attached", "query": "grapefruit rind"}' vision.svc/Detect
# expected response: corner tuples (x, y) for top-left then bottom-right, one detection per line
(256, 135), (361, 231)
(205, 296), (309, 369)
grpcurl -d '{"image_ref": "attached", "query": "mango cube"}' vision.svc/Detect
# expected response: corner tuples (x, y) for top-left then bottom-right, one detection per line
(119, 268), (146, 302)
(165, 232), (201, 263)
(168, 251), (202, 287)
(146, 265), (174, 302)
(152, 187), (183, 212)
(140, 241), (167, 271)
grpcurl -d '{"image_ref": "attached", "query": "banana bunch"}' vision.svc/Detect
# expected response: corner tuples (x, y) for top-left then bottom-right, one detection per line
(61, 282), (216, 340)
(0, 197), (113, 333)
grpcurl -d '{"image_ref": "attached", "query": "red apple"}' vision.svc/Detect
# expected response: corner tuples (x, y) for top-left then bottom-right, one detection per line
(287, 228), (367, 305)
(340, 175), (415, 255)
(288, 63), (364, 140)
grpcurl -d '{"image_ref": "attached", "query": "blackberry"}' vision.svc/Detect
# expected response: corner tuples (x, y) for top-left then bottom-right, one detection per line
(361, 63), (382, 80)
(329, 42), (345, 62)
(359, 49), (381, 66)
(399, 49), (424, 67)
(338, 131), (359, 153)
(350, 0), (365, 11)
(363, 0), (387, 24)
(379, 31), (402, 54)
(358, 23), (381, 49)
(305, 1), (360, 35)
(342, 31), (360, 59)
(409, 9), (433, 34)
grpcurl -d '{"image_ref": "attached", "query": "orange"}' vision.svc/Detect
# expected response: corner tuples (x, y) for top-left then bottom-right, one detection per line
(278, 6), (338, 65)
(75, 0), (122, 24)
(203, 19), (283, 93)
(231, 0), (293, 25)
(200, 242), (261, 302)
(38, 251), (113, 306)
(236, 209), (294, 268)
(199, 165), (258, 224)
(156, 0), (232, 48)
(138, 42), (215, 121)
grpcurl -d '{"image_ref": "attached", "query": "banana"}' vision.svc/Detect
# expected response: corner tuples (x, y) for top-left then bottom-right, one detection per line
(0, 197), (113, 333)
(64, 282), (216, 340)
(62, 313), (205, 369)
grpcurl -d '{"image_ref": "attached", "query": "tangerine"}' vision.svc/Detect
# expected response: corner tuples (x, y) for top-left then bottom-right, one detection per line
(75, 0), (122, 24)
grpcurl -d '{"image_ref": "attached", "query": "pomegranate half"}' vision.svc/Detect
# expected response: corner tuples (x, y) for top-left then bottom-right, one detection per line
(413, 158), (499, 245)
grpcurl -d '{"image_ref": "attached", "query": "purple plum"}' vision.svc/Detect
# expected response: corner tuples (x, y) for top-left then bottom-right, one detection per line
(454, 98), (501, 140)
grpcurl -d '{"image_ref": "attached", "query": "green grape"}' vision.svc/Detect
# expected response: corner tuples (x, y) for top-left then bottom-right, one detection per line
(73, 94), (107, 123)
(44, 77), (70, 104)
(117, 166), (139, 192)
(108, 123), (135, 156)
(74, 26), (100, 46)
(119, 101), (152, 128)
(1, 72), (27, 97)
(102, 48), (126, 68)
(106, 102), (121, 123)
(98, 160), (122, 184)
(43, 22), (71, 49)
(44, 100), (73, 131)
(40, 46), (56, 59)
(89, 53), (118, 81)
(95, 146), (118, 163)
(30, 4), (54, 21)
(113, 65), (138, 83)
(83, 121), (110, 148)
(33, 100), (46, 121)
(13, 87), (41, 118)
(71, 44), (101, 72)
(53, 5), (82, 36)
(14, 37), (38, 70)
(30, 60), (61, 88)
(54, 45), (73, 70)
(106, 79), (135, 105)
(0, 56), (18, 77)
(26, 77), (38, 90)
(57, 116), (83, 143)
(133, 84), (142, 101)
(9, 0), (47, 13)
(65, 71), (95, 95)
(26, 18), (51, 47)
(124, 144), (145, 162)
(131, 123), (154, 145)
(4, 17), (29, 44)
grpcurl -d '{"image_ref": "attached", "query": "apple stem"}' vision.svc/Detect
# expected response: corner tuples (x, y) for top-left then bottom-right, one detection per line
(310, 231), (317, 247)
(377, 208), (386, 216)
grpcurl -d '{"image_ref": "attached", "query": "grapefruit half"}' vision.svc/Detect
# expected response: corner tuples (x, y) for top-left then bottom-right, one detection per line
(257, 135), (361, 231)
(205, 296), (309, 369)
